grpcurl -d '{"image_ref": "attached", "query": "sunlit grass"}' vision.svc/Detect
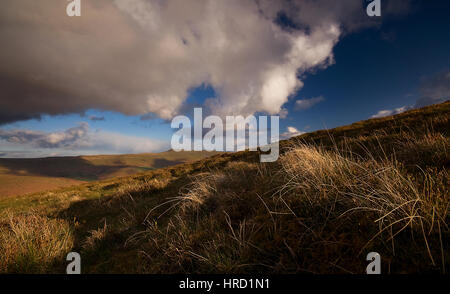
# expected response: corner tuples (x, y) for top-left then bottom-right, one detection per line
(0, 101), (448, 273)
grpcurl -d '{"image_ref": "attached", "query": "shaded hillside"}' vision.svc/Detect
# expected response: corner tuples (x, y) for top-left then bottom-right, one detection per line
(0, 101), (448, 274)
(0, 151), (220, 198)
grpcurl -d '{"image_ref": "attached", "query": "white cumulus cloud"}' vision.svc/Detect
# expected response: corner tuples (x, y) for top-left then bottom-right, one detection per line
(281, 126), (305, 139)
(0, 0), (405, 124)
(371, 106), (412, 118)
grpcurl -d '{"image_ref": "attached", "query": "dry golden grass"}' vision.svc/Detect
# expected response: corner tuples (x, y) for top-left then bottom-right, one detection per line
(0, 101), (448, 274)
(136, 136), (448, 273)
(0, 211), (74, 273)
(279, 144), (448, 267)
(82, 221), (108, 251)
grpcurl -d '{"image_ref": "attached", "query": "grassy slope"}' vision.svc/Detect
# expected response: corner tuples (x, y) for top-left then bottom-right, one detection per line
(0, 102), (448, 274)
(0, 151), (220, 198)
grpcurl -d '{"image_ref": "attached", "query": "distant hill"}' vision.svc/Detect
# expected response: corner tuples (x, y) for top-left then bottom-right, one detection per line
(0, 151), (220, 198)
(0, 101), (448, 274)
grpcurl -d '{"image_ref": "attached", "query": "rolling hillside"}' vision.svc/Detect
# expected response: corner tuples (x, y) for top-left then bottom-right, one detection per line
(0, 151), (220, 198)
(0, 101), (448, 274)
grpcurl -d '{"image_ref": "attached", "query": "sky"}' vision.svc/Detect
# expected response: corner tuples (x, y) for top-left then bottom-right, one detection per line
(0, 0), (449, 158)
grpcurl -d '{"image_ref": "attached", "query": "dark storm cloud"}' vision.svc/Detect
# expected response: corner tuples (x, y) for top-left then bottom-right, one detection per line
(0, 73), (87, 124)
(0, 0), (412, 125)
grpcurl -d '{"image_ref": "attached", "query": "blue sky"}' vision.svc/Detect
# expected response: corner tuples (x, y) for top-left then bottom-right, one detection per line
(0, 0), (449, 157)
(280, 1), (450, 133)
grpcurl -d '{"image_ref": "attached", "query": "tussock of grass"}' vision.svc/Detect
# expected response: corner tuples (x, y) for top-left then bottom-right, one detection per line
(135, 142), (448, 273)
(82, 221), (109, 251)
(279, 144), (448, 267)
(0, 211), (73, 273)
(117, 178), (171, 199)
